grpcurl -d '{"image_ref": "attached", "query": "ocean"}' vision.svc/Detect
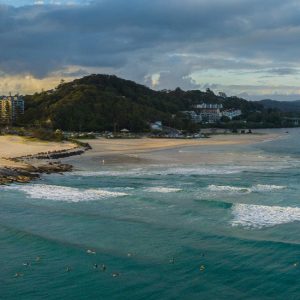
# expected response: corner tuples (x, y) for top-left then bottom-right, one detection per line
(1, 129), (300, 299)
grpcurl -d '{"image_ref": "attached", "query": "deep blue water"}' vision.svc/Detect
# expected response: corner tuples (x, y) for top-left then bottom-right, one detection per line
(1, 129), (300, 299)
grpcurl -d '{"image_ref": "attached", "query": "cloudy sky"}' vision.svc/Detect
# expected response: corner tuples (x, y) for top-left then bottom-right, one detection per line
(1, 0), (300, 100)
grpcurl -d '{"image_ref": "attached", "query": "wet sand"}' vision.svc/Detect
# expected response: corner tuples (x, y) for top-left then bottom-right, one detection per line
(82, 133), (280, 155)
(67, 132), (283, 168)
(0, 132), (283, 170)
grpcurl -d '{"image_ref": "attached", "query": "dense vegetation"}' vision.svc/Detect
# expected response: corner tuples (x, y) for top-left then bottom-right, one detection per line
(19, 74), (299, 132)
(257, 99), (300, 113)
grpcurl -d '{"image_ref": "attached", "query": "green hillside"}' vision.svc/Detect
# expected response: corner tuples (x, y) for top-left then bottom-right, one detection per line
(257, 99), (300, 113)
(20, 74), (293, 132)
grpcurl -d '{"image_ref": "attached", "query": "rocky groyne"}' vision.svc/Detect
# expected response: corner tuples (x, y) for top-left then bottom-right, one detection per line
(11, 143), (91, 161)
(0, 143), (91, 185)
(0, 162), (73, 185)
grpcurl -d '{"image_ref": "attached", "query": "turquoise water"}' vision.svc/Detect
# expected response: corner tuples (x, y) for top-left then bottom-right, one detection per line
(1, 130), (300, 299)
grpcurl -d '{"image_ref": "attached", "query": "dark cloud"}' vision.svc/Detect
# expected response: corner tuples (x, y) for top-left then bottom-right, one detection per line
(1, 0), (300, 97)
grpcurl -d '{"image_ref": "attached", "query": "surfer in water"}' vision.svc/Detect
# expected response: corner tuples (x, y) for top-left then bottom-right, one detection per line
(169, 257), (175, 264)
(66, 266), (71, 272)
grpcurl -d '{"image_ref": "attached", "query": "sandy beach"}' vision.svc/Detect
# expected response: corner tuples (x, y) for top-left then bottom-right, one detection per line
(83, 133), (281, 156)
(0, 132), (283, 173)
(0, 135), (76, 169)
(61, 131), (284, 168)
(0, 132), (283, 166)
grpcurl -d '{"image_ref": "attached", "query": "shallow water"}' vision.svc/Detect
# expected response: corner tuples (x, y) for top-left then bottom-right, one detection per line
(1, 129), (300, 299)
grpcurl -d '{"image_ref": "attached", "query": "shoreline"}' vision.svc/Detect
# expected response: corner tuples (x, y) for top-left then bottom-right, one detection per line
(79, 132), (282, 156)
(0, 131), (284, 184)
(66, 131), (285, 168)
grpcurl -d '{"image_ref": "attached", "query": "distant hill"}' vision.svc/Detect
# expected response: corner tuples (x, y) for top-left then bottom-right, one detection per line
(257, 99), (300, 113)
(19, 74), (295, 132)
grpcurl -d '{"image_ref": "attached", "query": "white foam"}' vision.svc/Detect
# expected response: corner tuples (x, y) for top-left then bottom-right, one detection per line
(158, 167), (242, 176)
(4, 184), (128, 202)
(251, 184), (286, 192)
(231, 204), (300, 229)
(207, 184), (286, 194)
(207, 185), (251, 193)
(73, 166), (244, 177)
(144, 187), (182, 193)
(110, 187), (135, 191)
(72, 169), (143, 177)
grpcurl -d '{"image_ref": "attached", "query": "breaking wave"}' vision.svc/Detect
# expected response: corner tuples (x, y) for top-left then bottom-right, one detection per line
(207, 185), (251, 193)
(3, 184), (128, 202)
(207, 184), (286, 194)
(72, 166), (248, 177)
(251, 184), (286, 192)
(144, 187), (182, 193)
(231, 203), (300, 229)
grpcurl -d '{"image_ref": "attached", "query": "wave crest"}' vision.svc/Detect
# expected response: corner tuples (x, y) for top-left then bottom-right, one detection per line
(251, 184), (286, 192)
(144, 187), (182, 193)
(4, 184), (128, 202)
(73, 166), (244, 177)
(208, 185), (250, 193)
(231, 203), (300, 228)
(207, 184), (286, 194)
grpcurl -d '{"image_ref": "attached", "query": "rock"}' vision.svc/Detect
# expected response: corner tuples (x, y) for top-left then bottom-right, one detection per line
(36, 162), (73, 173)
(0, 162), (72, 185)
(0, 144), (90, 185)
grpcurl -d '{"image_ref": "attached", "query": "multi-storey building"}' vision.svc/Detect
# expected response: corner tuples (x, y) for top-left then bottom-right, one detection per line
(194, 103), (223, 110)
(0, 98), (11, 124)
(222, 109), (242, 120)
(0, 95), (25, 124)
(199, 109), (222, 123)
(183, 103), (242, 124)
(193, 103), (223, 123)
